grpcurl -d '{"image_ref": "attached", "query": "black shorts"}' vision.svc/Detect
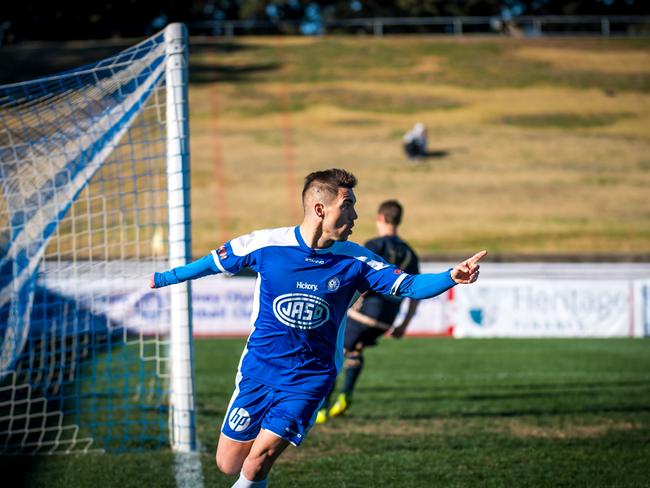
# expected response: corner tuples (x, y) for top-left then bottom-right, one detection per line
(344, 317), (387, 350)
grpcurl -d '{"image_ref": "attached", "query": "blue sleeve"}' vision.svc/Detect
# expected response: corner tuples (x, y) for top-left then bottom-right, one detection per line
(153, 254), (220, 288)
(214, 239), (258, 276)
(396, 269), (456, 299)
(356, 256), (404, 296)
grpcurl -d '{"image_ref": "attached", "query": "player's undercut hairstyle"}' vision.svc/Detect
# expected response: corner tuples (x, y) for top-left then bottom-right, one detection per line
(378, 199), (403, 226)
(302, 168), (357, 204)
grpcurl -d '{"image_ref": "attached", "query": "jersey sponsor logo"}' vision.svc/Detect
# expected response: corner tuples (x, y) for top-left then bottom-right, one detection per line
(228, 407), (251, 432)
(273, 293), (331, 329)
(393, 269), (404, 274)
(296, 281), (318, 291)
(305, 257), (325, 265)
(327, 276), (340, 291)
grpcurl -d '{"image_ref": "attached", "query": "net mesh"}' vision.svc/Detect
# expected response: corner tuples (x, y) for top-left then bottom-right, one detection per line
(0, 30), (175, 454)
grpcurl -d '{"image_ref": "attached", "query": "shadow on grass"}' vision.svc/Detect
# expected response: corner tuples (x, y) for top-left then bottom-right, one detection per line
(357, 379), (650, 419)
(0, 286), (168, 454)
(350, 403), (650, 422)
(362, 379), (649, 395)
(0, 40), (279, 85)
(190, 60), (280, 84)
(0, 455), (44, 488)
(440, 404), (650, 419)
(363, 401), (650, 421)
(403, 149), (450, 165)
(425, 149), (450, 158)
(190, 41), (281, 84)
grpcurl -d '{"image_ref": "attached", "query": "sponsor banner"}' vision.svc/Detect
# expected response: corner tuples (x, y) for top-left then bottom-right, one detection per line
(394, 293), (452, 336)
(41, 266), (650, 338)
(453, 280), (633, 338)
(42, 273), (451, 336)
(43, 274), (257, 336)
(189, 277), (256, 335)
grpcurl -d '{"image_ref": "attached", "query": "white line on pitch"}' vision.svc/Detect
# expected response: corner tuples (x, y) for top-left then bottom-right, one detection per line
(174, 450), (205, 488)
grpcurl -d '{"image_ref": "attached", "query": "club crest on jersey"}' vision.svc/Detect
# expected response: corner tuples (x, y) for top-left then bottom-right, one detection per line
(273, 293), (331, 329)
(217, 245), (228, 260)
(228, 407), (251, 432)
(327, 276), (340, 291)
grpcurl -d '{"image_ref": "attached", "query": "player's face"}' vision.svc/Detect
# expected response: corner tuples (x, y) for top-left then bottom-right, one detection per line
(324, 188), (357, 242)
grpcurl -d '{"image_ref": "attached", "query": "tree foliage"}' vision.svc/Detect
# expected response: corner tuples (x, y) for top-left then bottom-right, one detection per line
(1, 0), (647, 42)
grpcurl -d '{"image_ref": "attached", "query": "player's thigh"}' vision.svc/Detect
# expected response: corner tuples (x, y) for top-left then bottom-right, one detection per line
(216, 434), (254, 475)
(245, 429), (291, 469)
(217, 376), (271, 474)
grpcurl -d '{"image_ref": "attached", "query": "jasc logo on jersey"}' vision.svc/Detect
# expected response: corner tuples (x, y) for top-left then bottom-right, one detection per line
(273, 293), (331, 329)
(228, 407), (251, 432)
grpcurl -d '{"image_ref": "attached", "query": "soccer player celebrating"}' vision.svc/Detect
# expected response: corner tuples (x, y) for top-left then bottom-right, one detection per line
(317, 199), (422, 423)
(151, 169), (486, 488)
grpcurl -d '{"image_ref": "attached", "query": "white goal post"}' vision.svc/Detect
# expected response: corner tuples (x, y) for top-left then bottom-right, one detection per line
(165, 23), (197, 453)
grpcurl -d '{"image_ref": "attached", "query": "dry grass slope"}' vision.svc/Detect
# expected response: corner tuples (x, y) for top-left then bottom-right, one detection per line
(186, 36), (650, 258)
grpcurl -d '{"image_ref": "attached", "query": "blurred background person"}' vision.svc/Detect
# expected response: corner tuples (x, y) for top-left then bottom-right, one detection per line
(403, 122), (428, 160)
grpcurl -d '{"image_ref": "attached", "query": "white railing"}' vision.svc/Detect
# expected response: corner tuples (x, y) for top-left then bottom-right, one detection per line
(189, 15), (650, 38)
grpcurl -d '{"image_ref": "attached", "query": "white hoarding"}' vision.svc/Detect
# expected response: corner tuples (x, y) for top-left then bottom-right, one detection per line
(41, 263), (650, 338)
(452, 280), (633, 338)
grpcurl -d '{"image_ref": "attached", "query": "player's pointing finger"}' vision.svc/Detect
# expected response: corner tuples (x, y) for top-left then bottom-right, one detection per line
(468, 250), (488, 265)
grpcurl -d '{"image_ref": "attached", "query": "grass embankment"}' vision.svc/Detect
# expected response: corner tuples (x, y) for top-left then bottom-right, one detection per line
(186, 37), (650, 257)
(3, 36), (648, 256)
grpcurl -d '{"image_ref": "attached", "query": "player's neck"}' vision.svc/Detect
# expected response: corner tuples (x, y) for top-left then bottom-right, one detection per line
(298, 222), (334, 249)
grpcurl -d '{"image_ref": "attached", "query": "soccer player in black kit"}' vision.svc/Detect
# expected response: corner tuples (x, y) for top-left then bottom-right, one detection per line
(317, 199), (421, 423)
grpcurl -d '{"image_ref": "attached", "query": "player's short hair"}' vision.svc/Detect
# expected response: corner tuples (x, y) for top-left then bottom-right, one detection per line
(302, 168), (357, 204)
(378, 199), (403, 225)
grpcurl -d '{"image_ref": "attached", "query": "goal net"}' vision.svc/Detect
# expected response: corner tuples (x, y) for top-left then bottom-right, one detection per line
(0, 24), (196, 454)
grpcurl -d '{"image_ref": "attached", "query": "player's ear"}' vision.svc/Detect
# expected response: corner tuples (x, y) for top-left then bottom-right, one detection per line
(314, 202), (325, 219)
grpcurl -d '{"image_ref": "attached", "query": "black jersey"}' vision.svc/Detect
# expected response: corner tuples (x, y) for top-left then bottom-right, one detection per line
(358, 235), (420, 325)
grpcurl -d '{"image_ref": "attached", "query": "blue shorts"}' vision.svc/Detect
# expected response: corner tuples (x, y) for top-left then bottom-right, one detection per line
(221, 375), (323, 446)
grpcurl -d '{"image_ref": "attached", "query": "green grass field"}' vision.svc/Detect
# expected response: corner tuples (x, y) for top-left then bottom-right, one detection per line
(8, 337), (650, 487)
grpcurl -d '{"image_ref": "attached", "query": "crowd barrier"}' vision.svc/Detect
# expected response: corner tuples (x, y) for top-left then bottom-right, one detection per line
(42, 262), (650, 338)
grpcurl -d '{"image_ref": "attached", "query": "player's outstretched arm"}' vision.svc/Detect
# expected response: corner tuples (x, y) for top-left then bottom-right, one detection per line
(150, 254), (220, 288)
(396, 250), (487, 300)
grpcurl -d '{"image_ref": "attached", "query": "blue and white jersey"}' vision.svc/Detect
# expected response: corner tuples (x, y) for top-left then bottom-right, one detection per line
(212, 226), (407, 398)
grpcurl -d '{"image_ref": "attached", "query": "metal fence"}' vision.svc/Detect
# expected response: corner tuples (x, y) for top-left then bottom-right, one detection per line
(190, 15), (650, 38)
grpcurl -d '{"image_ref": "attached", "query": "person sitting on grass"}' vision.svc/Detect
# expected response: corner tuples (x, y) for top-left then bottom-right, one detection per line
(403, 122), (428, 160)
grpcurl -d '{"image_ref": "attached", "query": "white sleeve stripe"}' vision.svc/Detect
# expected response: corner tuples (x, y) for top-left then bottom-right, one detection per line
(390, 272), (409, 295)
(211, 249), (234, 277)
(230, 226), (298, 256)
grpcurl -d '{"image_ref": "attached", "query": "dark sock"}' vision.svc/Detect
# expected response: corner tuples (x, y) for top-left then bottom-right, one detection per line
(342, 357), (364, 396)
